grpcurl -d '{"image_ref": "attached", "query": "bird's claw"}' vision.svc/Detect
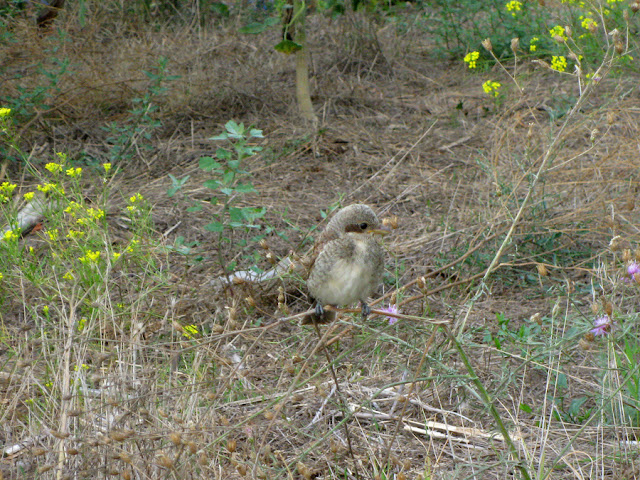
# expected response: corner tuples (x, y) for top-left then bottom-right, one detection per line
(315, 303), (325, 320)
(361, 302), (371, 319)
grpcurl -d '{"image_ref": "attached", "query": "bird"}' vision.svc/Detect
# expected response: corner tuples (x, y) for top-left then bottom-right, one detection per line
(301, 204), (387, 325)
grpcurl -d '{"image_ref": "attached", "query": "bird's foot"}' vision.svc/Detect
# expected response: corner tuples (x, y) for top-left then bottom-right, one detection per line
(361, 302), (371, 319)
(315, 303), (325, 319)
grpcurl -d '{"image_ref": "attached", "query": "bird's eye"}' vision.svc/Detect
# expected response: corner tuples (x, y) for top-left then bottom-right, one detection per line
(359, 222), (368, 230)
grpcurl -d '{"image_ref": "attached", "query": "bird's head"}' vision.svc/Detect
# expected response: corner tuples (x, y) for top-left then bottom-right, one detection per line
(327, 204), (389, 237)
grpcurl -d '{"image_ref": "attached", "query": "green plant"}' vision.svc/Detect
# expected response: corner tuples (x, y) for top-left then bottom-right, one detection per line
(103, 56), (179, 165)
(194, 120), (266, 272)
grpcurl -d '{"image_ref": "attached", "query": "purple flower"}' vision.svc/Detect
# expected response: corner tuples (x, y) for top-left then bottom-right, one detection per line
(382, 304), (399, 325)
(591, 315), (613, 336)
(628, 262), (640, 282)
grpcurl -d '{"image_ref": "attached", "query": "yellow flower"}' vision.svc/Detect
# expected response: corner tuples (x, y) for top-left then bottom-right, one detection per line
(86, 208), (105, 221)
(45, 163), (63, 174)
(102, 163), (112, 173)
(551, 55), (567, 72)
(0, 194), (7, 203)
(581, 17), (597, 31)
(3, 229), (19, 241)
(549, 25), (568, 41)
(56, 152), (68, 162)
(66, 167), (82, 178)
(79, 250), (101, 264)
(0, 108), (11, 118)
(63, 271), (74, 281)
(529, 36), (539, 52)
(112, 252), (121, 260)
(126, 205), (137, 213)
(37, 183), (65, 195)
(65, 201), (83, 216)
(129, 193), (144, 203)
(73, 363), (90, 371)
(127, 239), (140, 253)
(505, 0), (522, 16)
(43, 305), (49, 315)
(0, 272), (3, 281)
(463, 51), (480, 69)
(47, 229), (59, 241)
(23, 192), (35, 201)
(0, 182), (16, 194)
(77, 317), (87, 331)
(66, 230), (85, 239)
(29, 246), (34, 254)
(482, 80), (502, 97)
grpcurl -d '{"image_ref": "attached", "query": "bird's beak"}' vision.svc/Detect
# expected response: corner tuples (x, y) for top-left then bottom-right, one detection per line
(370, 226), (391, 236)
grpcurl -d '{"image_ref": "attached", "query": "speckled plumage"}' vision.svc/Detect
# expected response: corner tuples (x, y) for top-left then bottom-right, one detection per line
(302, 204), (386, 325)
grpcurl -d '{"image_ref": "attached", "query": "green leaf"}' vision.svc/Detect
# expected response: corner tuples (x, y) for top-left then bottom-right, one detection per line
(222, 171), (235, 184)
(228, 160), (240, 170)
(203, 179), (221, 190)
(274, 39), (303, 54)
(209, 2), (229, 16)
(199, 156), (222, 171)
(187, 204), (202, 212)
(242, 207), (266, 221)
(234, 183), (256, 193)
(519, 403), (532, 414)
(568, 397), (587, 417)
(225, 120), (244, 139)
(209, 133), (228, 141)
(220, 188), (234, 196)
(238, 17), (279, 34)
(205, 221), (224, 232)
(216, 148), (232, 160)
(249, 128), (264, 138)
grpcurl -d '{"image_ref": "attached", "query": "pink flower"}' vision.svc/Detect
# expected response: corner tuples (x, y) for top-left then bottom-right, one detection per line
(591, 315), (613, 336)
(382, 304), (399, 325)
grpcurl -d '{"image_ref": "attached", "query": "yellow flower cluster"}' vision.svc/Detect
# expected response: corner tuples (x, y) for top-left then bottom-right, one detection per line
(529, 36), (539, 52)
(464, 51), (480, 69)
(37, 183), (65, 195)
(0, 182), (17, 203)
(45, 163), (63, 174)
(66, 167), (82, 178)
(3, 229), (19, 241)
(65, 201), (105, 227)
(24, 192), (35, 201)
(549, 25), (568, 41)
(505, 0), (522, 16)
(482, 80), (501, 97)
(47, 229), (59, 241)
(0, 108), (11, 118)
(103, 163), (112, 173)
(551, 55), (568, 72)
(183, 324), (199, 339)
(79, 250), (101, 264)
(580, 16), (597, 31)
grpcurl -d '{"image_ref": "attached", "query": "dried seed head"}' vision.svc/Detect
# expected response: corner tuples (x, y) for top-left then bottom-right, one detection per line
(109, 430), (131, 442)
(66, 448), (79, 455)
(403, 459), (412, 470)
(537, 264), (549, 276)
(232, 276), (245, 285)
(266, 252), (277, 265)
(631, 3), (640, 13)
(623, 249), (632, 262)
(482, 38), (493, 52)
(382, 215), (399, 229)
(417, 276), (426, 290)
(624, 9), (630, 22)
(198, 453), (208, 466)
(398, 473), (407, 480)
(226, 440), (237, 453)
(187, 441), (198, 455)
(38, 465), (54, 474)
(33, 447), (47, 456)
(285, 363), (296, 375)
(227, 306), (237, 322)
(564, 25), (572, 38)
(579, 338), (591, 349)
(590, 303), (599, 315)
(245, 296), (256, 307)
(625, 196), (635, 211)
(590, 128), (599, 143)
(553, 35), (565, 43)
(602, 299), (613, 317)
(168, 432), (182, 446)
(551, 302), (560, 318)
(292, 354), (304, 363)
(237, 464), (247, 476)
(157, 454), (174, 469)
(609, 235), (622, 251)
(584, 332), (595, 342)
(264, 410), (275, 421)
(51, 430), (70, 439)
(530, 313), (542, 325)
(259, 239), (269, 250)
(615, 41), (624, 54)
(122, 470), (132, 480)
(118, 452), (132, 464)
(635, 249), (640, 261)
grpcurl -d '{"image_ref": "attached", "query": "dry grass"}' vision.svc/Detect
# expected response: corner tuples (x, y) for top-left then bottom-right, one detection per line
(1, 2), (640, 479)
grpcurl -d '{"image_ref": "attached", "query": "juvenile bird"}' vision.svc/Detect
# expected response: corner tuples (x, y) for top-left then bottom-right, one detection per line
(302, 204), (387, 325)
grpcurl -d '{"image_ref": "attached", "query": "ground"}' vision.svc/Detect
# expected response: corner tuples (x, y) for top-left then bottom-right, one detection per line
(1, 4), (640, 480)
